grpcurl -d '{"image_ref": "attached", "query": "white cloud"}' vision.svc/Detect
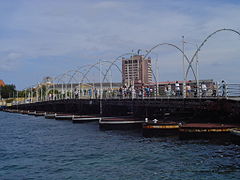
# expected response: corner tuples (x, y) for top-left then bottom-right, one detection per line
(0, 52), (24, 71)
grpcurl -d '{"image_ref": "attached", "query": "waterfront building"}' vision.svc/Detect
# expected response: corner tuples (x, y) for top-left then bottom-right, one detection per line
(122, 55), (152, 86)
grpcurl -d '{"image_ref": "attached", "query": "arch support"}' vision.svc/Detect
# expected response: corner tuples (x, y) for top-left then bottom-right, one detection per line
(144, 43), (197, 82)
(186, 28), (240, 78)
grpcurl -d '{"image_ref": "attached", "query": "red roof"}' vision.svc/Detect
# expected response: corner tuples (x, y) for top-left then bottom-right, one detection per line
(0, 80), (5, 87)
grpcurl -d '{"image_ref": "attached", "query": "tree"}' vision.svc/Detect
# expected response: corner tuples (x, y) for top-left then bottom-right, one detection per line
(0, 84), (17, 98)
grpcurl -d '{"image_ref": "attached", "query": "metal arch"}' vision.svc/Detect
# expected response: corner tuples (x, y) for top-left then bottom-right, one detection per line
(48, 73), (80, 96)
(63, 69), (80, 83)
(66, 69), (84, 82)
(54, 74), (68, 84)
(80, 61), (116, 85)
(186, 28), (240, 78)
(63, 73), (78, 84)
(65, 69), (91, 84)
(80, 62), (103, 85)
(55, 71), (92, 87)
(97, 60), (122, 79)
(101, 61), (122, 83)
(102, 53), (137, 83)
(53, 72), (70, 83)
(144, 43), (197, 83)
(65, 65), (91, 83)
(54, 72), (77, 84)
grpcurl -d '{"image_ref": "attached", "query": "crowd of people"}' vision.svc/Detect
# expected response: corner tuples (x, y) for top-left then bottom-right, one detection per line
(47, 80), (228, 100)
(163, 80), (227, 97)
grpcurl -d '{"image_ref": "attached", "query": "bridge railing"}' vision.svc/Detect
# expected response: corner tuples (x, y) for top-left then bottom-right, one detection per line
(225, 83), (240, 97)
(15, 83), (240, 105)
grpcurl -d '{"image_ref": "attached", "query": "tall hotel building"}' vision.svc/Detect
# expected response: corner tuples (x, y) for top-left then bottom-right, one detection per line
(122, 55), (152, 86)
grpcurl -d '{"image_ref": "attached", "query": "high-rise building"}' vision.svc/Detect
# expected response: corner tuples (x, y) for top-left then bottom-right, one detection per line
(122, 55), (152, 86)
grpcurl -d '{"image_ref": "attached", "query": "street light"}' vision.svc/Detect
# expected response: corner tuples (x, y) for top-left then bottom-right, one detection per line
(183, 40), (200, 97)
(99, 59), (103, 114)
(131, 50), (135, 99)
(182, 36), (186, 98)
(146, 50), (159, 97)
(153, 52), (159, 97)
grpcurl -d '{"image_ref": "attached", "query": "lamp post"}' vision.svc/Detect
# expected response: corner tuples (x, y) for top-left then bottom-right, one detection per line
(151, 51), (159, 97)
(146, 50), (159, 97)
(40, 84), (43, 101)
(36, 83), (39, 102)
(99, 60), (103, 100)
(131, 50), (135, 99)
(53, 80), (55, 100)
(16, 90), (18, 108)
(182, 36), (186, 98)
(30, 87), (32, 102)
(195, 45), (200, 97)
(99, 59), (103, 115)
(183, 41), (200, 97)
(70, 81), (73, 99)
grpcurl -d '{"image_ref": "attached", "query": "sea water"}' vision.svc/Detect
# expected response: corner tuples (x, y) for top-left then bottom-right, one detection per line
(0, 112), (239, 180)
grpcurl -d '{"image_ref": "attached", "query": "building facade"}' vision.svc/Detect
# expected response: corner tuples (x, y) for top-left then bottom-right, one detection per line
(122, 55), (152, 86)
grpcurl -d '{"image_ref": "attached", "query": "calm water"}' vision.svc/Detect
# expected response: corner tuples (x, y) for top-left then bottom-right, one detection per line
(0, 112), (240, 180)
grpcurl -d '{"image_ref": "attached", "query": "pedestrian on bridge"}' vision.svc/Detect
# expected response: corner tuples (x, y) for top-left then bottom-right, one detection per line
(186, 84), (191, 97)
(201, 83), (207, 97)
(221, 80), (227, 97)
(211, 83), (217, 97)
(175, 81), (180, 96)
(167, 83), (172, 96)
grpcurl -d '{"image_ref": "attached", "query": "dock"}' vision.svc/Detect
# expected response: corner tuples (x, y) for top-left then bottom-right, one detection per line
(72, 115), (101, 123)
(143, 120), (180, 137)
(179, 123), (240, 139)
(99, 117), (144, 130)
(28, 111), (36, 115)
(45, 113), (56, 119)
(34, 111), (46, 116)
(55, 114), (74, 120)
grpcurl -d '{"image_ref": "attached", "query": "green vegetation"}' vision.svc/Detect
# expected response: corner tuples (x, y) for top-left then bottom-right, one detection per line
(0, 84), (16, 98)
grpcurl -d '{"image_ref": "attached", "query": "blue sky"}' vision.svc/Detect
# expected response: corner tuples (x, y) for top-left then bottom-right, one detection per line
(0, 0), (240, 89)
